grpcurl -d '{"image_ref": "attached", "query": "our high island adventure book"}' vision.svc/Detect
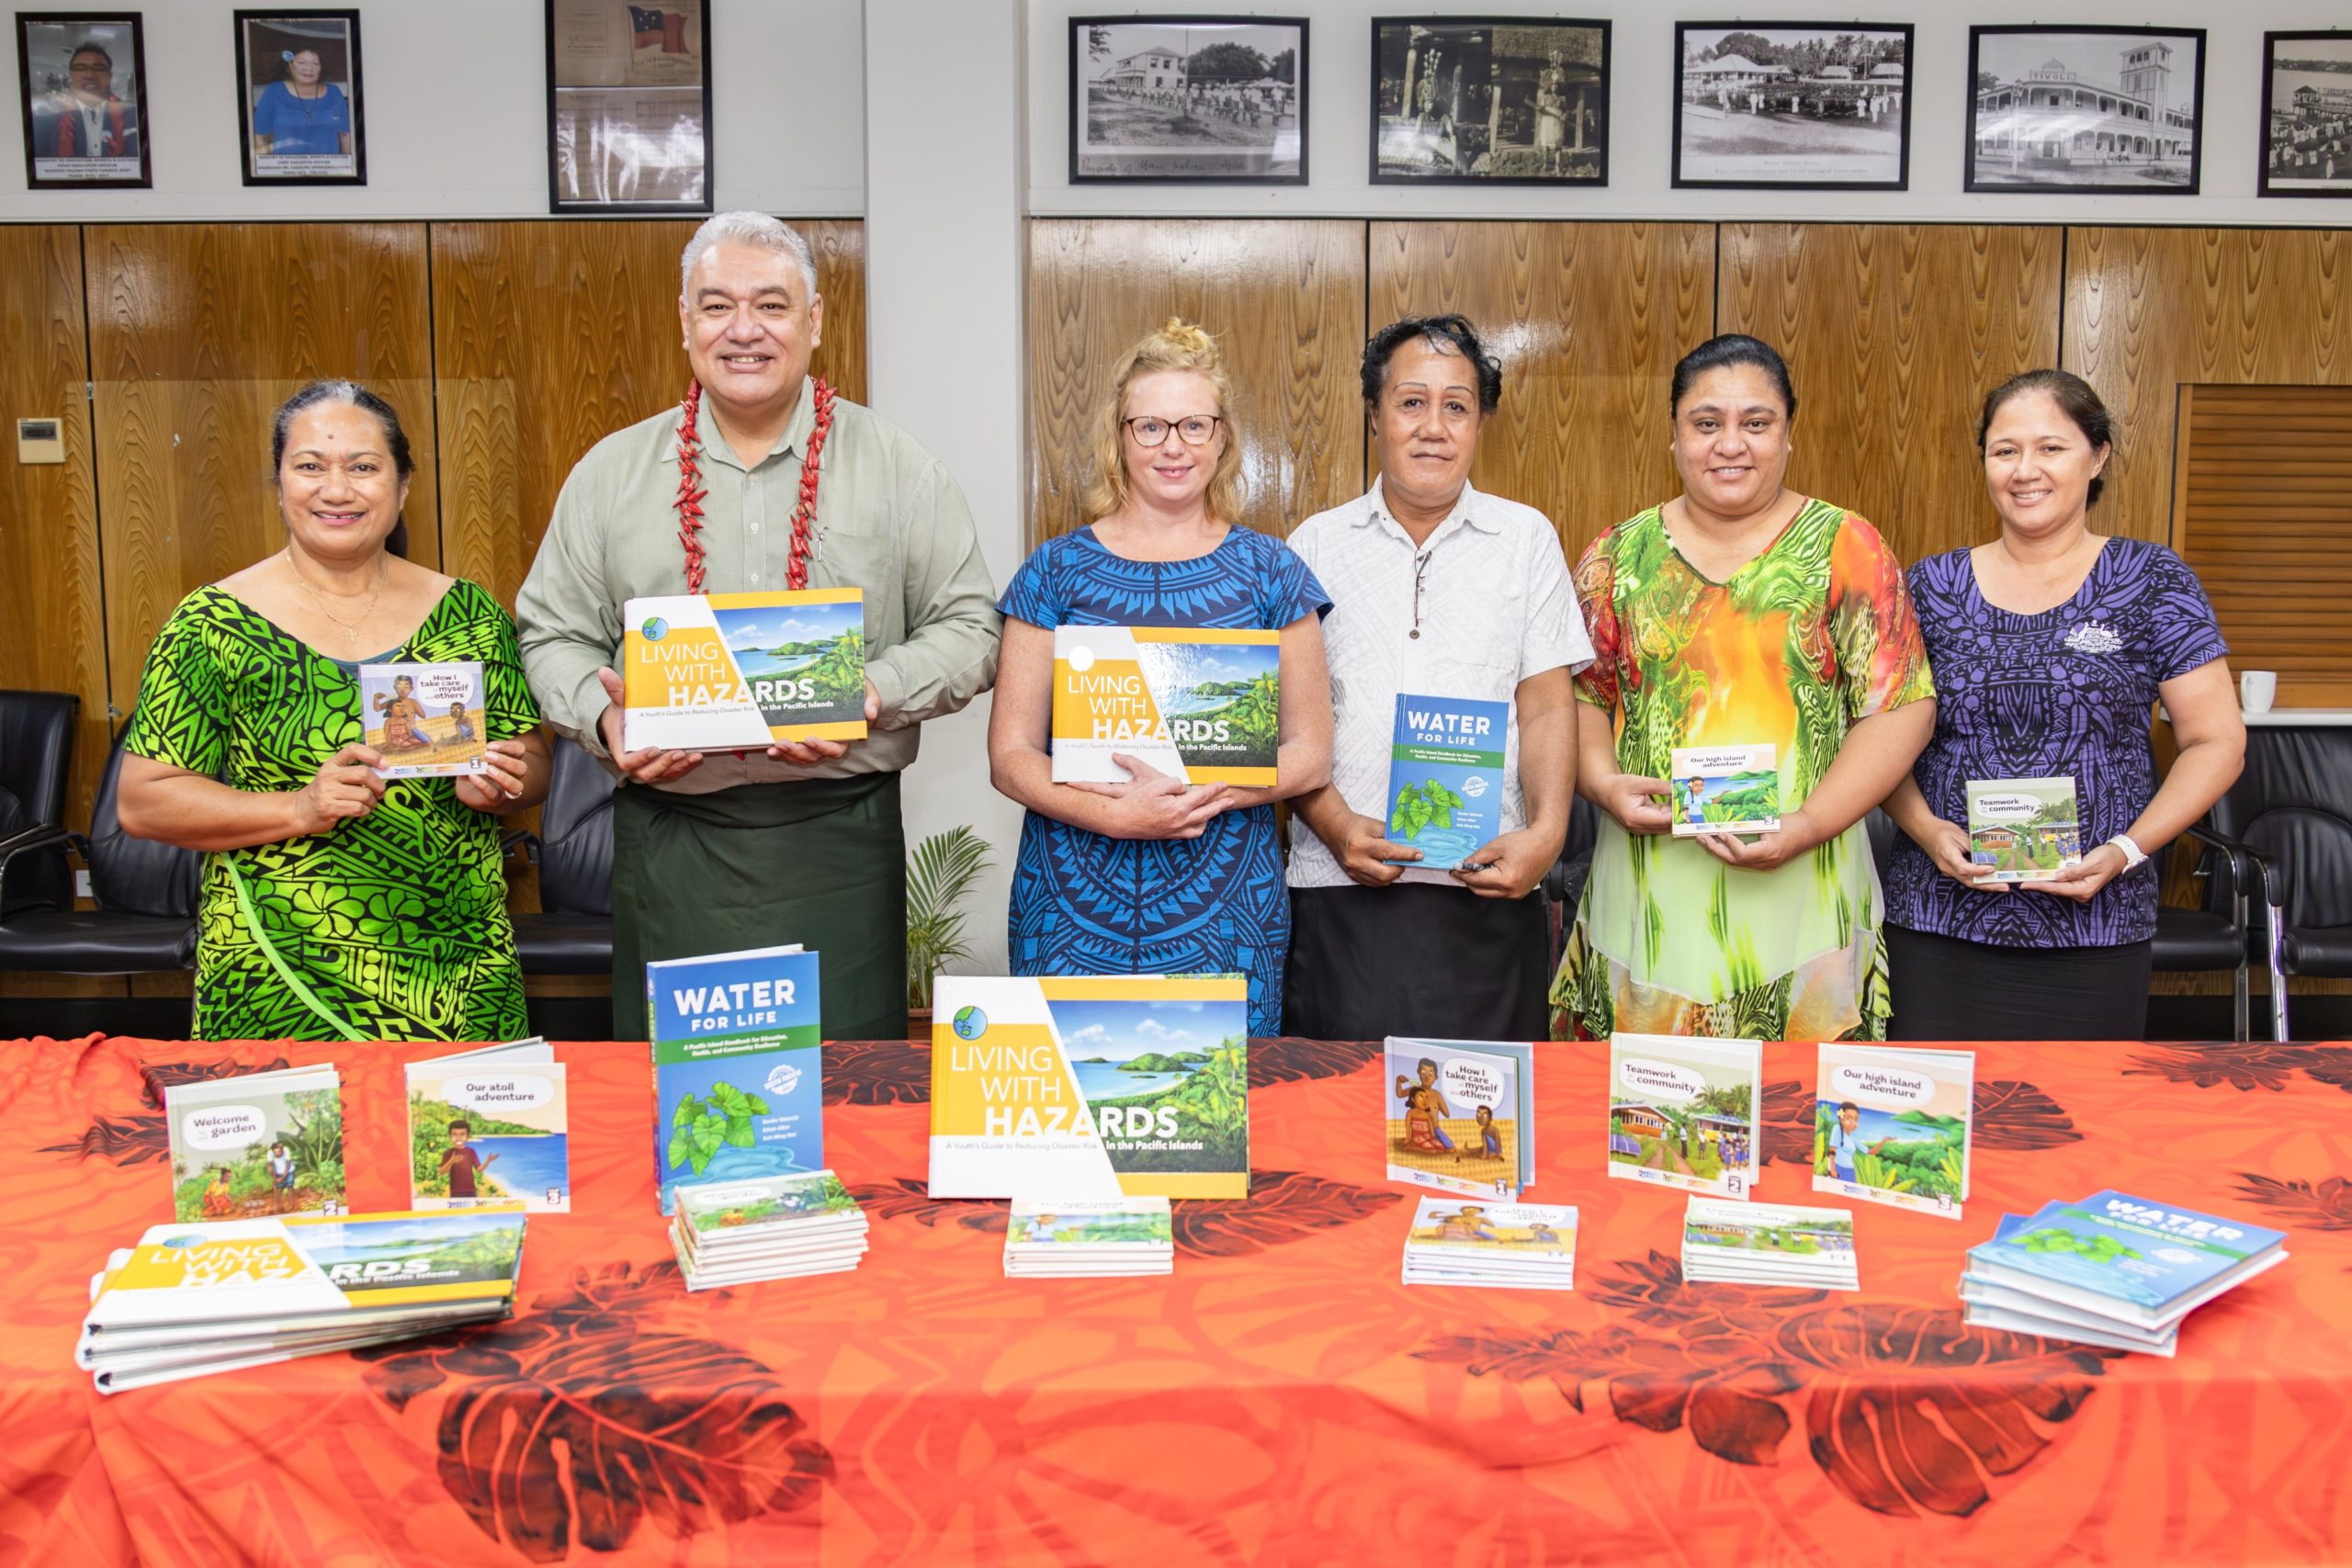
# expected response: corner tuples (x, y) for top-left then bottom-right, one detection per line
(1050, 626), (1280, 784)
(623, 590), (867, 751)
(648, 945), (824, 1215)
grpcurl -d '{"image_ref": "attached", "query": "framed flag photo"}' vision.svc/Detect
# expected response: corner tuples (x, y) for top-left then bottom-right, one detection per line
(16, 12), (152, 190)
(233, 10), (366, 186)
(545, 0), (713, 213)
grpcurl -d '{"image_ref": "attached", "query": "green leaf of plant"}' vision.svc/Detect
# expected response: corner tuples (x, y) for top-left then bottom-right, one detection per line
(673, 1095), (701, 1128)
(724, 1114), (757, 1147)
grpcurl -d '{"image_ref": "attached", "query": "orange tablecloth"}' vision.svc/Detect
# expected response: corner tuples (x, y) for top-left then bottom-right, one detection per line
(2, 1035), (2348, 1565)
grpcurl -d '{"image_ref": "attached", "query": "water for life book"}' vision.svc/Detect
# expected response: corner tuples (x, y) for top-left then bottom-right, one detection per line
(1668, 744), (1781, 836)
(1050, 625), (1280, 785)
(1383, 1037), (1535, 1198)
(1813, 1043), (1974, 1219)
(1966, 776), (2083, 883)
(358, 661), (489, 778)
(1382, 694), (1508, 870)
(649, 944), (824, 1215)
(1605, 1034), (1761, 1199)
(164, 1066), (345, 1223)
(622, 590), (868, 751)
(930, 975), (1250, 1201)
(1963, 1193), (2290, 1329)
(406, 1039), (570, 1213)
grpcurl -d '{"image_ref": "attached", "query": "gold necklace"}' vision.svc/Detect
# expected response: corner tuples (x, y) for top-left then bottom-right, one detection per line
(294, 559), (387, 646)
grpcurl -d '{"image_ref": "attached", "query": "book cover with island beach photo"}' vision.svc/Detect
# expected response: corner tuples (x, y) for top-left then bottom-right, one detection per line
(1814, 1043), (1974, 1218)
(622, 589), (867, 750)
(1668, 743), (1781, 836)
(406, 1040), (570, 1213)
(1051, 626), (1280, 785)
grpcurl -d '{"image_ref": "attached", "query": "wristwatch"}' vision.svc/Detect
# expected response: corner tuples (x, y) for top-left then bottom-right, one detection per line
(2104, 833), (2148, 872)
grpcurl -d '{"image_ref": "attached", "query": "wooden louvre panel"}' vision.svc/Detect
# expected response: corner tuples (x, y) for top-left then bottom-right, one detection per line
(2171, 384), (2352, 707)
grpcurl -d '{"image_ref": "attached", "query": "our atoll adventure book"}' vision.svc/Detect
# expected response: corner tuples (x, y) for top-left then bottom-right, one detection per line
(1962, 1191), (2290, 1331)
(1812, 1043), (1974, 1219)
(622, 590), (868, 751)
(929, 975), (1250, 1201)
(357, 661), (489, 778)
(670, 1170), (869, 1290)
(1383, 1037), (1535, 1199)
(649, 944), (824, 1215)
(1681, 1198), (1859, 1290)
(1382, 694), (1508, 870)
(1050, 625), (1281, 785)
(1966, 776), (2083, 883)
(164, 1065), (345, 1223)
(1605, 1033), (1761, 1198)
(1668, 744), (1781, 836)
(1400, 1198), (1577, 1292)
(1003, 1196), (1175, 1277)
(406, 1039), (570, 1213)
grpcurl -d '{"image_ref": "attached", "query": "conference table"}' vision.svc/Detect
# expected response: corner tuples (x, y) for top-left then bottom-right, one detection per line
(3, 1033), (2348, 1565)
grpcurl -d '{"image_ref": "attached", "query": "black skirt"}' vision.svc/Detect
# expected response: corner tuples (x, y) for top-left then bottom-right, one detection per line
(1283, 883), (1551, 1042)
(1884, 922), (2154, 1042)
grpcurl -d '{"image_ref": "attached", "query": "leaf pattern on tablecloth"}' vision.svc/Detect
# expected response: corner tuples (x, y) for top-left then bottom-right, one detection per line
(1171, 1170), (1400, 1258)
(2122, 1043), (2352, 1095)
(1759, 1079), (1815, 1167)
(1249, 1038), (1383, 1089)
(1763, 1076), (2079, 1166)
(38, 1055), (293, 1166)
(2233, 1173), (2352, 1230)
(845, 1178), (1009, 1234)
(822, 1042), (933, 1106)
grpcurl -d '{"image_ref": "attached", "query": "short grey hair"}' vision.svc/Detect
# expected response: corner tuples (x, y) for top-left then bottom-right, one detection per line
(679, 211), (818, 299)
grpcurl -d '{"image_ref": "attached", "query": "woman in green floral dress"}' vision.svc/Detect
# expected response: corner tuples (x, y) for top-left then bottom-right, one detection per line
(118, 382), (549, 1042)
(1552, 336), (1936, 1042)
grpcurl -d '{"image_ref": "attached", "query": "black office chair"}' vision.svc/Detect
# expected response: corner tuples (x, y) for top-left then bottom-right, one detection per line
(0, 731), (200, 982)
(0, 689), (80, 916)
(1542, 795), (1601, 971)
(2211, 726), (2352, 1033)
(507, 737), (618, 976)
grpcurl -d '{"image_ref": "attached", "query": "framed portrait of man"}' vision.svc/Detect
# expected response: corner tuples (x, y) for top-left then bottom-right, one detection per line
(545, 0), (713, 212)
(233, 10), (366, 186)
(16, 12), (152, 189)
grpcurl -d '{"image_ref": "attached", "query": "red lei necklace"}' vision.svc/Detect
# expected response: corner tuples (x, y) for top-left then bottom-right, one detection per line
(674, 377), (834, 594)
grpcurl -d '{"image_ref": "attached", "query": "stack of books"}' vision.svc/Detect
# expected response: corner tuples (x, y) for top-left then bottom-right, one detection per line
(670, 1171), (869, 1291)
(1400, 1197), (1577, 1292)
(78, 1207), (526, 1393)
(1003, 1197), (1173, 1277)
(1681, 1198), (1860, 1291)
(1960, 1190), (2290, 1356)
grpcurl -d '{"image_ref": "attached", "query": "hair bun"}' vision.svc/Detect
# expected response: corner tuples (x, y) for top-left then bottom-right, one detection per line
(1157, 317), (1216, 355)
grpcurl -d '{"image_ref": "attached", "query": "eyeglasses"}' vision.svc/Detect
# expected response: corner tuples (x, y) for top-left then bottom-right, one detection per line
(1122, 414), (1222, 447)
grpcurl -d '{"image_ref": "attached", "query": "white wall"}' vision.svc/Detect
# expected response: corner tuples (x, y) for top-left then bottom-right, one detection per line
(0, 0), (865, 219)
(1030, 0), (2352, 223)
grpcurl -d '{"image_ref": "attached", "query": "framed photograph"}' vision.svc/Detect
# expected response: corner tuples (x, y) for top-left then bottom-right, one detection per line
(544, 0), (712, 213)
(233, 11), (364, 185)
(1966, 26), (2205, 195)
(1070, 16), (1306, 184)
(1371, 17), (1609, 185)
(1671, 23), (1910, 190)
(2261, 31), (2352, 197)
(15, 12), (150, 189)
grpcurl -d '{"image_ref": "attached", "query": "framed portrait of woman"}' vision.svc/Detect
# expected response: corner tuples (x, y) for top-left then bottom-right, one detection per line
(232, 9), (366, 185)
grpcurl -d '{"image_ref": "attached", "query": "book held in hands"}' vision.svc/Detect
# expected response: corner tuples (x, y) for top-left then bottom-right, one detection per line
(1966, 776), (2083, 883)
(1383, 1037), (1535, 1199)
(1605, 1033), (1760, 1198)
(359, 661), (489, 777)
(1383, 694), (1508, 870)
(1813, 1043), (1973, 1219)
(1668, 744), (1780, 836)
(165, 1065), (345, 1223)
(623, 590), (868, 751)
(1050, 626), (1280, 785)
(650, 944), (825, 1215)
(406, 1039), (570, 1213)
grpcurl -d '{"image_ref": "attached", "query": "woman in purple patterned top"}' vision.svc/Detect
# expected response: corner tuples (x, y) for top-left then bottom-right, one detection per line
(1883, 370), (2245, 1041)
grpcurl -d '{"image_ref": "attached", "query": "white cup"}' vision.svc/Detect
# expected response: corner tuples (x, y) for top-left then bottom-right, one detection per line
(2240, 670), (2278, 714)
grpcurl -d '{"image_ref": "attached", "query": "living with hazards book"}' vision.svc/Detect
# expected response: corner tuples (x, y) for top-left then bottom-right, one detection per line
(1966, 776), (2083, 882)
(930, 976), (1250, 1201)
(165, 1065), (345, 1223)
(1383, 694), (1507, 870)
(1050, 626), (1280, 785)
(622, 590), (868, 751)
(1383, 1038), (1535, 1198)
(1668, 744), (1781, 836)
(406, 1039), (570, 1213)
(1961, 1191), (2290, 1337)
(1400, 1198), (1577, 1292)
(649, 945), (824, 1215)
(1813, 1043), (1974, 1219)
(1605, 1034), (1761, 1198)
(358, 661), (489, 778)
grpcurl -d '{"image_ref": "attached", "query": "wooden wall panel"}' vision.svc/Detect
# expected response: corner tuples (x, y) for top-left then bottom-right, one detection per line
(1720, 223), (2063, 570)
(1367, 221), (1715, 561)
(1027, 219), (1367, 545)
(430, 219), (867, 607)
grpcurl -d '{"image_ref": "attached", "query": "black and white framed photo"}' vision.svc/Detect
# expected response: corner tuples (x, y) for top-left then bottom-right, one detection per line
(1967, 26), (2205, 195)
(1671, 23), (1910, 190)
(2261, 31), (2352, 197)
(1070, 16), (1306, 184)
(233, 10), (364, 185)
(15, 12), (150, 189)
(545, 0), (712, 213)
(1371, 17), (1609, 185)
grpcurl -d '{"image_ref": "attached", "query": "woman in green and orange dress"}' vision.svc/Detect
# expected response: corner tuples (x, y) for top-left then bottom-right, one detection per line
(1552, 335), (1936, 1042)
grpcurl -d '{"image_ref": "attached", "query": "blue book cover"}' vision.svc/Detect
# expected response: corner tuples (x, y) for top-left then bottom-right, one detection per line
(1968, 1191), (2288, 1313)
(1385, 694), (1509, 871)
(649, 945), (824, 1215)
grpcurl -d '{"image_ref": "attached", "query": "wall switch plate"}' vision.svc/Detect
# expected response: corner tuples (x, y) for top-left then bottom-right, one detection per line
(17, 418), (64, 464)
(74, 869), (92, 899)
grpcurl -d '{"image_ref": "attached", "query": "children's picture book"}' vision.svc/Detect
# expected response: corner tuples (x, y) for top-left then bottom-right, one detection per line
(672, 1170), (869, 1289)
(1382, 694), (1508, 870)
(649, 945), (824, 1215)
(1004, 1197), (1175, 1276)
(1966, 776), (2083, 882)
(1383, 1037), (1535, 1198)
(1050, 626), (1280, 785)
(1812, 1043), (1974, 1218)
(1963, 1192), (2290, 1327)
(406, 1039), (570, 1213)
(164, 1065), (345, 1223)
(1668, 744), (1781, 836)
(622, 590), (868, 751)
(1400, 1198), (1577, 1291)
(1682, 1198), (1859, 1289)
(1605, 1033), (1761, 1198)
(358, 662), (489, 778)
(930, 975), (1250, 1201)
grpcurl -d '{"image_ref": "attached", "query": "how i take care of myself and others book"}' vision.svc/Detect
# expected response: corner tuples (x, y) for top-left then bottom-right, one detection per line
(165, 1065), (345, 1223)
(1050, 626), (1280, 785)
(1383, 694), (1507, 871)
(623, 590), (868, 751)
(1383, 1037), (1535, 1199)
(359, 661), (488, 778)
(1813, 1043), (1974, 1220)
(1400, 1198), (1577, 1292)
(649, 944), (824, 1216)
(1606, 1033), (1761, 1199)
(1966, 776), (2083, 883)
(407, 1039), (570, 1213)
(1668, 744), (1781, 836)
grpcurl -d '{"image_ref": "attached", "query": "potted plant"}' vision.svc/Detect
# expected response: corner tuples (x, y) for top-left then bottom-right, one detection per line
(906, 826), (991, 1034)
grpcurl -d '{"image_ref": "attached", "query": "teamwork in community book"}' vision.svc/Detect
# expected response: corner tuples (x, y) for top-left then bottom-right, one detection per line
(1668, 744), (1781, 836)
(358, 662), (489, 778)
(1812, 1043), (1974, 1219)
(622, 590), (868, 750)
(1383, 694), (1508, 871)
(1605, 1033), (1760, 1198)
(1384, 1037), (1535, 1198)
(164, 1066), (345, 1223)
(649, 945), (824, 1215)
(929, 975), (1250, 1200)
(1050, 626), (1280, 784)
(1965, 1191), (2290, 1323)
(1966, 776), (2083, 883)
(406, 1040), (571, 1213)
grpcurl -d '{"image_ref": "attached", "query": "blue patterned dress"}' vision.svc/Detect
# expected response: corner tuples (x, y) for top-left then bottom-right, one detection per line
(1000, 525), (1330, 1035)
